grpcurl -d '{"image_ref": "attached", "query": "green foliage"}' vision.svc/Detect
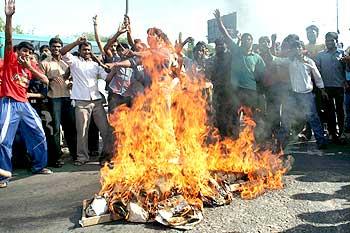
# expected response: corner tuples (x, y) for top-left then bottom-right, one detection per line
(0, 16), (24, 34)
(0, 17), (4, 31)
(13, 25), (23, 34)
(74, 32), (129, 45)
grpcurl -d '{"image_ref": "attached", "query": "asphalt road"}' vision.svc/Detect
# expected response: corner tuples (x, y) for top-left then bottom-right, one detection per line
(0, 142), (349, 233)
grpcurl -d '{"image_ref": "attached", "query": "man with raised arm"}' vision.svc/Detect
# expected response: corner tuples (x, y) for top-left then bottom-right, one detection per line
(0, 0), (53, 188)
(60, 36), (114, 165)
(103, 24), (128, 63)
(214, 9), (266, 138)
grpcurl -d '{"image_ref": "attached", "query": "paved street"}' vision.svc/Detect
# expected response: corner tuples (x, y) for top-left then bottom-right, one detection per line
(0, 142), (349, 233)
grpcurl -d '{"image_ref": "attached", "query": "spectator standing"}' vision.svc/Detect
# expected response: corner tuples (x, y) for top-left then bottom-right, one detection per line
(60, 37), (113, 165)
(0, 0), (52, 188)
(41, 37), (77, 167)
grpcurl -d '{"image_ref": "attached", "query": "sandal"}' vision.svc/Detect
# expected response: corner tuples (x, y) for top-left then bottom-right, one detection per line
(73, 161), (86, 166)
(0, 180), (8, 188)
(33, 168), (53, 175)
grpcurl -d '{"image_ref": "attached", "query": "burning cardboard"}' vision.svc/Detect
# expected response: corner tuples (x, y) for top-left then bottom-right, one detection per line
(85, 195), (108, 217)
(155, 195), (203, 230)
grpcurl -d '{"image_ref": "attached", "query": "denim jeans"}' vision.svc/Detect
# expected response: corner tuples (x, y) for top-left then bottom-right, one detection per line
(279, 92), (327, 146)
(49, 97), (76, 163)
(344, 92), (350, 131)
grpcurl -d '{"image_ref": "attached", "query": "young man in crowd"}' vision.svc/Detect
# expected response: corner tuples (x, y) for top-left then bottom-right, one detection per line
(305, 25), (325, 59)
(207, 38), (235, 137)
(261, 39), (328, 149)
(214, 9), (266, 139)
(298, 25), (326, 141)
(41, 37), (77, 167)
(315, 32), (347, 144)
(0, 0), (52, 188)
(39, 44), (51, 61)
(60, 36), (114, 165)
(106, 43), (134, 113)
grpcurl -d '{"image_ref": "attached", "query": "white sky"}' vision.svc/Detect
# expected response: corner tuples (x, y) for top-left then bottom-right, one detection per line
(1, 0), (349, 46)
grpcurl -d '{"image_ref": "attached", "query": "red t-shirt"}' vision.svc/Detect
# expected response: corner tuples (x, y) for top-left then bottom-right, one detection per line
(0, 59), (3, 97)
(0, 50), (36, 102)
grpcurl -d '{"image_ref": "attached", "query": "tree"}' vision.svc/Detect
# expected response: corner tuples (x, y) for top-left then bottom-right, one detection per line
(74, 32), (128, 44)
(0, 16), (24, 34)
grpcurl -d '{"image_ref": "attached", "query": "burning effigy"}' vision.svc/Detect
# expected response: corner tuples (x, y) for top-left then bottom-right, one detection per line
(80, 28), (292, 230)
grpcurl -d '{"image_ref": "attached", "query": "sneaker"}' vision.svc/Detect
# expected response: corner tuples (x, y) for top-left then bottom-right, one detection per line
(0, 180), (8, 188)
(298, 133), (311, 142)
(33, 168), (53, 175)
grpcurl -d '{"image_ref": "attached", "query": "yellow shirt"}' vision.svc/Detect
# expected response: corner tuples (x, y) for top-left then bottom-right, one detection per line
(41, 56), (70, 98)
(305, 43), (325, 60)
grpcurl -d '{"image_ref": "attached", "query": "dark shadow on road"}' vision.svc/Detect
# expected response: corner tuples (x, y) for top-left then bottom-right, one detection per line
(285, 141), (350, 183)
(291, 185), (350, 202)
(68, 205), (83, 230)
(281, 222), (350, 233)
(283, 185), (350, 233)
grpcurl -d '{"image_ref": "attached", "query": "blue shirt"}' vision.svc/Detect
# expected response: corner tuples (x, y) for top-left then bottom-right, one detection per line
(315, 49), (346, 87)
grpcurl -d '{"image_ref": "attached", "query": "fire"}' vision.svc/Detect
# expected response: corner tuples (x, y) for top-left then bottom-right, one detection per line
(98, 44), (290, 223)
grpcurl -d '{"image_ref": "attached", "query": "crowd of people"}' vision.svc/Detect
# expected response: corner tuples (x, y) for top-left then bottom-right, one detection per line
(1, 0), (350, 188)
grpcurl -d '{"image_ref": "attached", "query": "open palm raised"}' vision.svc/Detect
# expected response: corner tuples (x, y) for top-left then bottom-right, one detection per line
(5, 0), (15, 16)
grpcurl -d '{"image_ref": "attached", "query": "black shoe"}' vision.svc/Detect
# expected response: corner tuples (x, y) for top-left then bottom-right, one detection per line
(50, 162), (62, 168)
(48, 160), (64, 168)
(332, 137), (346, 145)
(317, 143), (328, 150)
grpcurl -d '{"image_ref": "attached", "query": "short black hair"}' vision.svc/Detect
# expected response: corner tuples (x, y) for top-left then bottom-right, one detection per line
(78, 41), (92, 50)
(39, 45), (49, 53)
(325, 32), (338, 41)
(17, 41), (34, 52)
(306, 25), (319, 34)
(290, 40), (303, 49)
(258, 36), (270, 45)
(241, 33), (253, 41)
(281, 34), (300, 51)
(49, 37), (63, 47)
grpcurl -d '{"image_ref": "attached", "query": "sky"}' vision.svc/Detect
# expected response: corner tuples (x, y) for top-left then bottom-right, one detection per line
(0, 0), (349, 46)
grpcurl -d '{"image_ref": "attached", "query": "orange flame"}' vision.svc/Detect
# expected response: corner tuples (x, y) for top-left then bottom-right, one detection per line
(99, 45), (288, 216)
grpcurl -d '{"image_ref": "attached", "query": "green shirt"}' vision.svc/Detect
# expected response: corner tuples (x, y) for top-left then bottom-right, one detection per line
(230, 44), (266, 91)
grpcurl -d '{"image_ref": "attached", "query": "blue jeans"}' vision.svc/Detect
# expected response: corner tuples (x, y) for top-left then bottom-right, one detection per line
(344, 92), (350, 130)
(49, 97), (76, 162)
(279, 92), (327, 146)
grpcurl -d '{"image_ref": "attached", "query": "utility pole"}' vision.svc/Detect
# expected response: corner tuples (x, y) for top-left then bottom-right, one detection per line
(336, 0), (340, 34)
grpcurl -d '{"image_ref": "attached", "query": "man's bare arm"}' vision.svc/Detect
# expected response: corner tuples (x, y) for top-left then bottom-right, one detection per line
(60, 36), (86, 56)
(93, 15), (105, 56)
(124, 15), (135, 48)
(213, 9), (234, 46)
(103, 25), (127, 57)
(4, 0), (15, 52)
